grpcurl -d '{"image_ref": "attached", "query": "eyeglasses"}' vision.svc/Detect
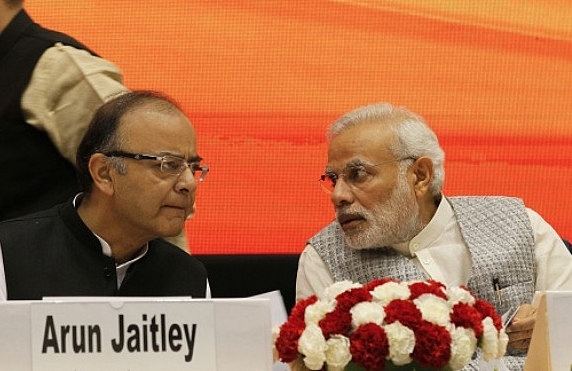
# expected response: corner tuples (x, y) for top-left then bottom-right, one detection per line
(103, 151), (209, 181)
(319, 157), (416, 193)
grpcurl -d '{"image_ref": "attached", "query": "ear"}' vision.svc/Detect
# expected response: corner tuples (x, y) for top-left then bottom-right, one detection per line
(410, 157), (433, 197)
(88, 153), (116, 196)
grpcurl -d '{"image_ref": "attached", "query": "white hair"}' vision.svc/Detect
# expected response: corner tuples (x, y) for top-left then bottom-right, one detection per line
(327, 103), (445, 196)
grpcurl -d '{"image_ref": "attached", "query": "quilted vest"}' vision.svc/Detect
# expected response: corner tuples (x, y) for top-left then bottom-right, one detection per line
(310, 196), (535, 370)
(309, 196), (536, 315)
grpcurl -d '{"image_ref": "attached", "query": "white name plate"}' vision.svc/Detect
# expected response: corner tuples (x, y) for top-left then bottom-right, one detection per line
(0, 298), (272, 371)
(525, 291), (572, 371)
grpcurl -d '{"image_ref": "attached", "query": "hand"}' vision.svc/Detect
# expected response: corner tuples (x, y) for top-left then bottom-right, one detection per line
(505, 303), (536, 351)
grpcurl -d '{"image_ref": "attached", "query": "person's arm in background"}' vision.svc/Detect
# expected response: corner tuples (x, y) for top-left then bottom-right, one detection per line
(0, 244), (6, 301)
(21, 43), (127, 163)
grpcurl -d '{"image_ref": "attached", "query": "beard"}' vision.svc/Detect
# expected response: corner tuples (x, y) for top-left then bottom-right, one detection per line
(337, 172), (424, 249)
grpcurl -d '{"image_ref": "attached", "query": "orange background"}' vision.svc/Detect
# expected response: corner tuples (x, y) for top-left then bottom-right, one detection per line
(27, 0), (572, 254)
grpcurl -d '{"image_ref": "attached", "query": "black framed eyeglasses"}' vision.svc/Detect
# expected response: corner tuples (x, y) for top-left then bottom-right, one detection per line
(103, 151), (209, 181)
(319, 157), (416, 193)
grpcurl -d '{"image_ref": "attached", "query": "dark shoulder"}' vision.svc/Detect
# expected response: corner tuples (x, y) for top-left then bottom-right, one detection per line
(0, 204), (62, 230)
(147, 239), (207, 276)
(25, 20), (96, 55)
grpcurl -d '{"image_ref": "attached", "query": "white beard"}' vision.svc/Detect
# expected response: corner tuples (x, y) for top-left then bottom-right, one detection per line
(338, 172), (424, 249)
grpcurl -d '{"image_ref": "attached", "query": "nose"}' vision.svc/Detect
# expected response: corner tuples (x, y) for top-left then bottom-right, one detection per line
(330, 177), (354, 207)
(174, 166), (197, 194)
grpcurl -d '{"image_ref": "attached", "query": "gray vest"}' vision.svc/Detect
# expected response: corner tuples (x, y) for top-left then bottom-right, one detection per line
(310, 196), (536, 370)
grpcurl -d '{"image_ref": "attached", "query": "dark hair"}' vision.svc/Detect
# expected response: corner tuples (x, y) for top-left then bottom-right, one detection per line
(3, 0), (23, 8)
(75, 90), (183, 193)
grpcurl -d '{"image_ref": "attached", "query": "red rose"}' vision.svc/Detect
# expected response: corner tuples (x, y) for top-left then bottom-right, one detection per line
(336, 287), (372, 311)
(408, 280), (447, 300)
(363, 278), (395, 292)
(451, 302), (484, 338)
(319, 307), (352, 338)
(276, 321), (305, 362)
(384, 299), (423, 329)
(350, 323), (389, 371)
(411, 321), (451, 368)
(290, 295), (318, 322)
(474, 299), (503, 330)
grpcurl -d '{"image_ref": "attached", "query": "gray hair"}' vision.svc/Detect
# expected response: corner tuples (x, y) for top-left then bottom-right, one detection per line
(327, 103), (445, 195)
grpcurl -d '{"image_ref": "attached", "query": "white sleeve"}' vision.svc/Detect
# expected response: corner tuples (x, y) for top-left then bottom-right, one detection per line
(22, 43), (127, 163)
(295, 244), (333, 302)
(528, 208), (572, 291)
(0, 243), (7, 301)
(206, 279), (212, 299)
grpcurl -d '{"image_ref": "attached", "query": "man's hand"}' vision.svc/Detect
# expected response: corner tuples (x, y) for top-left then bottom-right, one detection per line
(505, 303), (536, 351)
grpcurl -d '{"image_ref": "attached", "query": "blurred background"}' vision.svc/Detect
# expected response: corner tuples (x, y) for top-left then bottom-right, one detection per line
(27, 0), (572, 254)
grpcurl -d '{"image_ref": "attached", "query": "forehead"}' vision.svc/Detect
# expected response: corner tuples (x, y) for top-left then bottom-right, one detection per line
(327, 120), (394, 165)
(119, 104), (197, 151)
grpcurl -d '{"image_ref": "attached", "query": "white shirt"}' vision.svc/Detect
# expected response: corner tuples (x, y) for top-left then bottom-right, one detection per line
(296, 197), (572, 301)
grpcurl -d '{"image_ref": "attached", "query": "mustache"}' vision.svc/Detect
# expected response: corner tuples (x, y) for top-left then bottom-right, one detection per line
(336, 207), (367, 220)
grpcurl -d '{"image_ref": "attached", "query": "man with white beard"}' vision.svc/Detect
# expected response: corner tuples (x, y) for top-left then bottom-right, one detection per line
(295, 103), (572, 370)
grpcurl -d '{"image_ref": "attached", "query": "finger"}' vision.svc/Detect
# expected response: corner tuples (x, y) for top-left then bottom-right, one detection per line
(512, 304), (536, 321)
(508, 317), (535, 332)
(508, 338), (531, 351)
(507, 330), (533, 342)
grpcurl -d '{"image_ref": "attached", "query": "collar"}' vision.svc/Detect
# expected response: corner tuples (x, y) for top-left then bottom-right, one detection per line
(71, 193), (149, 265)
(95, 233), (149, 267)
(392, 195), (454, 257)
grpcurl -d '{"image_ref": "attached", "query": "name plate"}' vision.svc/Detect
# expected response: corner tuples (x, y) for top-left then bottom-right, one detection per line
(31, 299), (215, 370)
(0, 297), (272, 370)
(525, 291), (572, 371)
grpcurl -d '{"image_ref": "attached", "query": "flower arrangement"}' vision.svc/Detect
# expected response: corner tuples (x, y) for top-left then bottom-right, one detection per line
(274, 278), (508, 371)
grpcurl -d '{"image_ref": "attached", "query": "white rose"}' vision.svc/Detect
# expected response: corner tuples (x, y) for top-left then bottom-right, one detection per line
(480, 317), (500, 361)
(321, 280), (362, 301)
(299, 324), (327, 370)
(446, 286), (475, 306)
(351, 301), (385, 327)
(448, 327), (477, 370)
(325, 335), (352, 370)
(371, 282), (410, 305)
(305, 300), (335, 325)
(384, 322), (415, 366)
(497, 328), (509, 358)
(415, 294), (450, 326)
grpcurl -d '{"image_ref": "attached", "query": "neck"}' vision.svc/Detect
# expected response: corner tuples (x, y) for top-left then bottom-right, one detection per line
(419, 194), (440, 226)
(77, 194), (151, 264)
(0, 4), (22, 35)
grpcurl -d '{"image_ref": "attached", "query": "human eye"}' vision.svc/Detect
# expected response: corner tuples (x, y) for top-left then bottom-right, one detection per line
(161, 156), (185, 174)
(346, 165), (369, 184)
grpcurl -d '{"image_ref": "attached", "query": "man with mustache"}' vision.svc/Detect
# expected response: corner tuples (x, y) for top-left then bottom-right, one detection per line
(296, 103), (572, 370)
(0, 90), (209, 299)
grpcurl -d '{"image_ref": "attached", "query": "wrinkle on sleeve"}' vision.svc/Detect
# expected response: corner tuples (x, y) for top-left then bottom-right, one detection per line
(22, 43), (128, 163)
(527, 208), (572, 291)
(295, 244), (334, 302)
